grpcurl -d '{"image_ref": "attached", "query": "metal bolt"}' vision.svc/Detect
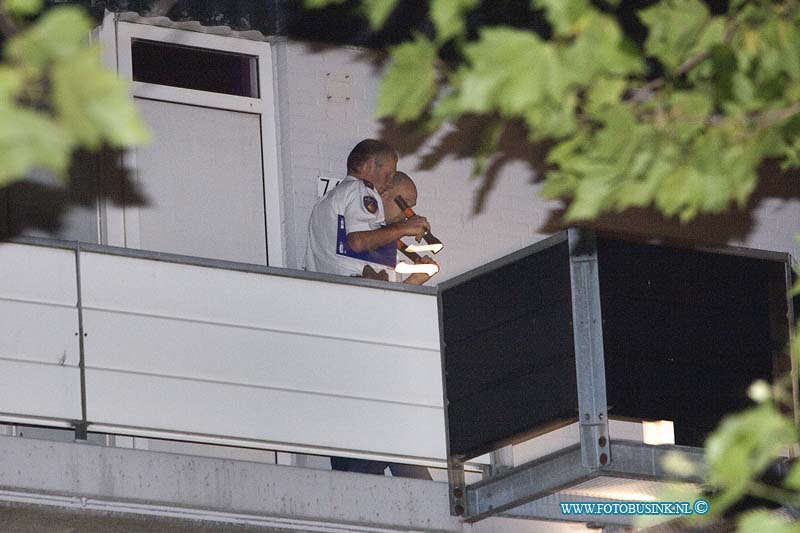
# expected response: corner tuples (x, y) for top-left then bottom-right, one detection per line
(599, 453), (608, 466)
(454, 504), (464, 516)
(453, 487), (463, 498)
(598, 436), (607, 447)
(598, 413), (604, 420)
(584, 413), (590, 420)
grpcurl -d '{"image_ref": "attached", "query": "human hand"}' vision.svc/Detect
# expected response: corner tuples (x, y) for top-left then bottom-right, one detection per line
(398, 215), (429, 241)
(361, 265), (389, 281)
(403, 255), (439, 285)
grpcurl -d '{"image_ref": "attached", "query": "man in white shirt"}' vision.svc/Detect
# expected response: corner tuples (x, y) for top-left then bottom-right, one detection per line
(304, 139), (429, 277)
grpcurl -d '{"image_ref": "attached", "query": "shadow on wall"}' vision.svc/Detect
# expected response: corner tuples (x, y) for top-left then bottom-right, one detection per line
(379, 115), (800, 249)
(542, 161), (800, 249)
(0, 149), (148, 241)
(379, 117), (551, 215)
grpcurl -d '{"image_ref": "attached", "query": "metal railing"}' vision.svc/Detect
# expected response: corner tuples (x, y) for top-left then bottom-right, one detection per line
(0, 238), (448, 465)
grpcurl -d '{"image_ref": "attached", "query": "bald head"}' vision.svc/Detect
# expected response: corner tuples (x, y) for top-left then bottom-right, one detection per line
(383, 171), (419, 224)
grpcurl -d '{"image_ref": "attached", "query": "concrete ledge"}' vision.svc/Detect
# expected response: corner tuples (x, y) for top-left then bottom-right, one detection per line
(0, 435), (461, 532)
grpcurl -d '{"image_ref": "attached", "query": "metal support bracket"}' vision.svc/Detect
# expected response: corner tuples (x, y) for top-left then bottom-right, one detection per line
(448, 456), (466, 517)
(568, 228), (610, 469)
(465, 440), (705, 522)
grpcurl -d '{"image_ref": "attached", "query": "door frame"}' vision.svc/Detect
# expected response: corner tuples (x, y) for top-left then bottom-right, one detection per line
(97, 12), (284, 267)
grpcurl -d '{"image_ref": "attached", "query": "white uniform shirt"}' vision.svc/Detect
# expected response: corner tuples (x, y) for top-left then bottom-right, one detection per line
(304, 175), (396, 277)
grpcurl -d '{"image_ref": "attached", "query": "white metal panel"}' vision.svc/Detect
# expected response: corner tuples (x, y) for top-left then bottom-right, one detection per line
(0, 243), (77, 304)
(85, 369), (445, 460)
(131, 99), (267, 265)
(80, 251), (445, 460)
(82, 310), (442, 407)
(0, 243), (81, 422)
(0, 361), (81, 421)
(80, 253), (440, 349)
(0, 301), (79, 366)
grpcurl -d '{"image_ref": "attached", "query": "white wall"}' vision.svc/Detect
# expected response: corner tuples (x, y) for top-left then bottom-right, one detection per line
(274, 41), (800, 282)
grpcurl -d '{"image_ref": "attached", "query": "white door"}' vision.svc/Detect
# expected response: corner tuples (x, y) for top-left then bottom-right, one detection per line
(132, 99), (267, 264)
(99, 17), (283, 266)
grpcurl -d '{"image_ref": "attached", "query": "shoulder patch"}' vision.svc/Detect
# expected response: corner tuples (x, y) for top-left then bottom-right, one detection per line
(363, 195), (378, 214)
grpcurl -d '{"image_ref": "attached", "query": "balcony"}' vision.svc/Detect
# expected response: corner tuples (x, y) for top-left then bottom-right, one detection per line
(0, 237), (446, 466)
(1, 232), (795, 531)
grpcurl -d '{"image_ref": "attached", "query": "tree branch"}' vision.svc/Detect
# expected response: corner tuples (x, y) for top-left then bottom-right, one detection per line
(629, 20), (739, 104)
(755, 102), (800, 130)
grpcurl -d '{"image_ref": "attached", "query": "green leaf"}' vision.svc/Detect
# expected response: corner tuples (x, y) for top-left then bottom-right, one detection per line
(585, 77), (627, 115)
(523, 93), (578, 140)
(776, 20), (800, 80)
(785, 460), (800, 490)
(564, 175), (614, 221)
(0, 106), (72, 186)
(564, 12), (645, 80)
(302, 0), (346, 8)
(685, 17), (727, 83)
(4, 0), (43, 16)
(737, 510), (800, 533)
(458, 27), (561, 116)
(52, 46), (150, 149)
(530, 0), (590, 37)
(704, 404), (797, 516)
(661, 451), (700, 478)
(375, 35), (438, 122)
(615, 147), (674, 210)
(669, 90), (712, 142)
(710, 45), (737, 103)
(361, 0), (397, 30)
(430, 0), (478, 44)
(639, 0), (710, 70)
(6, 6), (93, 70)
(0, 66), (23, 108)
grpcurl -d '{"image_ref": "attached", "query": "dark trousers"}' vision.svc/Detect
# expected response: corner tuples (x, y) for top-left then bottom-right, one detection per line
(330, 456), (432, 479)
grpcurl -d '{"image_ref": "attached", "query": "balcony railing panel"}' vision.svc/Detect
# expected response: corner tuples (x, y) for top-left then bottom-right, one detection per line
(0, 243), (82, 422)
(78, 249), (445, 461)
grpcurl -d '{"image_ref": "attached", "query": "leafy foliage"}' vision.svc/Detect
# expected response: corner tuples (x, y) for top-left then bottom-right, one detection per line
(0, 1), (148, 188)
(307, 0), (800, 223)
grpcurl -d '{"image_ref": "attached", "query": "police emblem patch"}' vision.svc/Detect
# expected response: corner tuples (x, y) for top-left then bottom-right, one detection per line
(363, 196), (378, 214)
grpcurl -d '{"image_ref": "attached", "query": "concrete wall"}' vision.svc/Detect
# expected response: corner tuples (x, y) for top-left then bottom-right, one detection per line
(0, 435), (589, 533)
(273, 40), (800, 283)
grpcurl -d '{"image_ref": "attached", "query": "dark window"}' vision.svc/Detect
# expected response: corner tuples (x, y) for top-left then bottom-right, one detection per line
(131, 39), (259, 98)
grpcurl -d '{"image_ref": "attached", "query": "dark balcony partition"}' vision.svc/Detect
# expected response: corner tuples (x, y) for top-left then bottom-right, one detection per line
(597, 237), (788, 446)
(439, 230), (794, 462)
(439, 234), (577, 460)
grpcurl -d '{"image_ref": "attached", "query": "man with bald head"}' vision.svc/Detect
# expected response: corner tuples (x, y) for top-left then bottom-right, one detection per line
(381, 171), (438, 286)
(304, 140), (430, 278)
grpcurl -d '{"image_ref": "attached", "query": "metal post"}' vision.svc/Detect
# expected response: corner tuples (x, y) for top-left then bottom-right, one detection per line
(74, 242), (89, 440)
(568, 228), (610, 469)
(448, 456), (466, 517)
(489, 445), (514, 476)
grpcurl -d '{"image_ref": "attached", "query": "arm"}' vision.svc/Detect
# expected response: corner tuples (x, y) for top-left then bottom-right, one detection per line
(347, 215), (429, 253)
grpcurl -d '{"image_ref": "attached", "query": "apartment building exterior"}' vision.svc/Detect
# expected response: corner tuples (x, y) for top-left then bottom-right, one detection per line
(0, 9), (798, 532)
